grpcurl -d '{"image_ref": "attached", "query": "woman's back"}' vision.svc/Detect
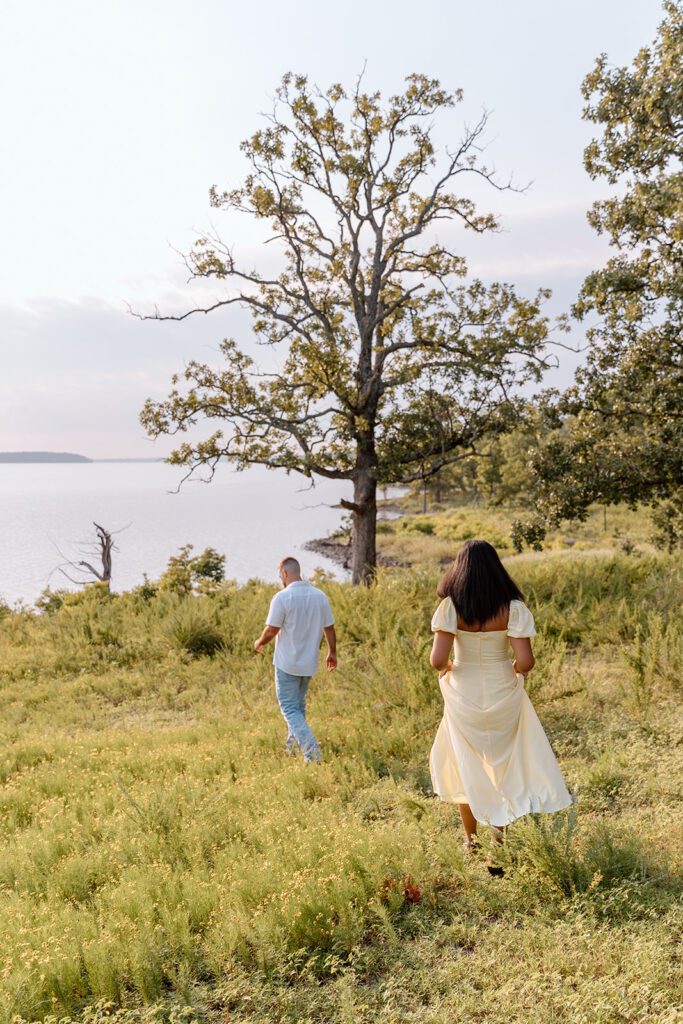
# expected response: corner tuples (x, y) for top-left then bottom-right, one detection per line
(433, 596), (535, 667)
(456, 607), (509, 633)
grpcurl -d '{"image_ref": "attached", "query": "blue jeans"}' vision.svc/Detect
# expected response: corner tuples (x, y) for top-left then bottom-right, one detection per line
(275, 668), (322, 763)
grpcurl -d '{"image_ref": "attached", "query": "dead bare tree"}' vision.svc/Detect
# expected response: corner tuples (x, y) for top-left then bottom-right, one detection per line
(48, 522), (125, 589)
(79, 522), (114, 584)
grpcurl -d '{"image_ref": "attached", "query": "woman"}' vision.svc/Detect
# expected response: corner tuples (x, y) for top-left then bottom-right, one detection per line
(429, 540), (571, 871)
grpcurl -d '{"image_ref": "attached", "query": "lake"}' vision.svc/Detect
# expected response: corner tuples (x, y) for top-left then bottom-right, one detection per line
(0, 462), (357, 605)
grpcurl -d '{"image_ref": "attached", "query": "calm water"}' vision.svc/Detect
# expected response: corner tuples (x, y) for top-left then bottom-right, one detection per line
(0, 462), (354, 605)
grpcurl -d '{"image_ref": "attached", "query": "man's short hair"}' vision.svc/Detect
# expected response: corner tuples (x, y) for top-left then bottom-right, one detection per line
(279, 556), (301, 576)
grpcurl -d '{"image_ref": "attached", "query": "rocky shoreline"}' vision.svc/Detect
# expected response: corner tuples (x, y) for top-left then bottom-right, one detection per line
(304, 536), (407, 571)
(304, 500), (409, 572)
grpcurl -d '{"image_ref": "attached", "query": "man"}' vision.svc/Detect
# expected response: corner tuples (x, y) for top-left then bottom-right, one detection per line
(253, 556), (337, 763)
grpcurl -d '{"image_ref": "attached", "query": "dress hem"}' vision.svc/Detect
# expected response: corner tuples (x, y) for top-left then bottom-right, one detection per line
(432, 789), (573, 828)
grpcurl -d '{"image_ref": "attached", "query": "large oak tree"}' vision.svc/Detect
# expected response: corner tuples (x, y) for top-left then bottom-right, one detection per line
(140, 73), (556, 582)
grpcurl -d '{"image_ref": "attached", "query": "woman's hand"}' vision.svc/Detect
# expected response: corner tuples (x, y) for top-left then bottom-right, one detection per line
(439, 660), (453, 679)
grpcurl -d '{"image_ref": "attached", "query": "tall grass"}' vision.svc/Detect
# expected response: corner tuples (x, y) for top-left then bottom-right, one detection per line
(0, 552), (681, 1022)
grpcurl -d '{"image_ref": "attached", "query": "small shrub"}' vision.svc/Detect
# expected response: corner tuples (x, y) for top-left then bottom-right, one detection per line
(582, 753), (628, 806)
(191, 547), (226, 583)
(620, 612), (682, 711)
(166, 603), (224, 657)
(500, 802), (652, 903)
(620, 536), (638, 556)
(159, 545), (228, 596)
(62, 581), (112, 608)
(34, 588), (69, 614)
(132, 574), (158, 601)
(523, 634), (569, 702)
(398, 517), (435, 536)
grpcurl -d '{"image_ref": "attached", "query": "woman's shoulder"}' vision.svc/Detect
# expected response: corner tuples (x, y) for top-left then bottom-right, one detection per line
(507, 600), (536, 638)
(431, 595), (457, 634)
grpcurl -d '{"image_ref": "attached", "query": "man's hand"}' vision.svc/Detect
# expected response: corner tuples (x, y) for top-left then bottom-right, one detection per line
(254, 625), (280, 654)
(323, 625), (337, 672)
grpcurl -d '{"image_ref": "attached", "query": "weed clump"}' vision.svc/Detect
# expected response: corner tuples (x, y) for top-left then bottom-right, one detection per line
(166, 603), (224, 657)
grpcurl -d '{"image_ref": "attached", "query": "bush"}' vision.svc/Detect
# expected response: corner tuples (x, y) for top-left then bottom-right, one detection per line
(397, 517), (435, 535)
(34, 588), (69, 614)
(191, 546), (226, 583)
(498, 803), (653, 903)
(158, 545), (227, 596)
(166, 603), (224, 657)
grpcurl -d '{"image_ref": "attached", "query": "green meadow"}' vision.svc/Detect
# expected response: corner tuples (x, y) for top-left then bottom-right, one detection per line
(0, 532), (682, 1022)
(373, 503), (663, 570)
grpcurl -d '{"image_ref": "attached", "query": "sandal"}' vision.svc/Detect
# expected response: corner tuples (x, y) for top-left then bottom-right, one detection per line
(487, 825), (505, 876)
(486, 860), (505, 878)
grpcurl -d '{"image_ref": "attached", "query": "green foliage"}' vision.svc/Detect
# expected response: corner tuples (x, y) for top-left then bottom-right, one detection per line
(621, 613), (683, 712)
(34, 588), (69, 614)
(409, 415), (550, 511)
(188, 546), (225, 584)
(582, 752), (629, 807)
(61, 581), (113, 608)
(157, 545), (226, 597)
(516, 2), (683, 550)
(515, 552), (683, 648)
(165, 602), (224, 658)
(394, 507), (514, 551)
(15, 1003), (199, 1024)
(499, 805), (653, 902)
(384, 502), (649, 562)
(398, 516), (435, 536)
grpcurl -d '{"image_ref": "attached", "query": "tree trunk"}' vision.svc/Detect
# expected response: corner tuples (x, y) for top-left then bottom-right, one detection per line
(351, 465), (377, 585)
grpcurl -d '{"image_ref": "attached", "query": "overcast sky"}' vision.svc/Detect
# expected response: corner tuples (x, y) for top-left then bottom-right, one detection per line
(0, 0), (664, 458)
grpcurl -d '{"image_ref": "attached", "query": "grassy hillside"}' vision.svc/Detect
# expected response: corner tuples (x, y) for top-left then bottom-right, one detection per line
(0, 550), (681, 1023)
(374, 503), (663, 570)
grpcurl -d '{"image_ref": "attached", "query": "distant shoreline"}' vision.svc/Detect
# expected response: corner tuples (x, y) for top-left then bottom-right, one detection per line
(0, 452), (164, 464)
(0, 451), (91, 463)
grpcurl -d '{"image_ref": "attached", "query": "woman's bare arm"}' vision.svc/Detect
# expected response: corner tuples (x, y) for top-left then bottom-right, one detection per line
(509, 636), (535, 674)
(430, 630), (454, 672)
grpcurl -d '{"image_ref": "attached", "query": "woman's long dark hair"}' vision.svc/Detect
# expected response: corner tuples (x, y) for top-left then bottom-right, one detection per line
(437, 539), (524, 627)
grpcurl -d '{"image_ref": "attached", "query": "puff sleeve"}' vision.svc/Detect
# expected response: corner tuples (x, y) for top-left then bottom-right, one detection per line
(431, 597), (457, 634)
(507, 600), (537, 638)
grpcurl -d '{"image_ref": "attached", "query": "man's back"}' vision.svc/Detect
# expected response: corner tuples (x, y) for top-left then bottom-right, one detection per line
(267, 580), (334, 677)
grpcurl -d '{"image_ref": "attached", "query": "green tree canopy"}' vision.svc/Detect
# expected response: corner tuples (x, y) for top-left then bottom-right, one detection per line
(139, 73), (557, 581)
(516, 1), (683, 550)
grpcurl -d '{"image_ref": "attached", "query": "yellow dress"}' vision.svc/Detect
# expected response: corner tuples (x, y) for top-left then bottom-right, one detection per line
(429, 598), (571, 827)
